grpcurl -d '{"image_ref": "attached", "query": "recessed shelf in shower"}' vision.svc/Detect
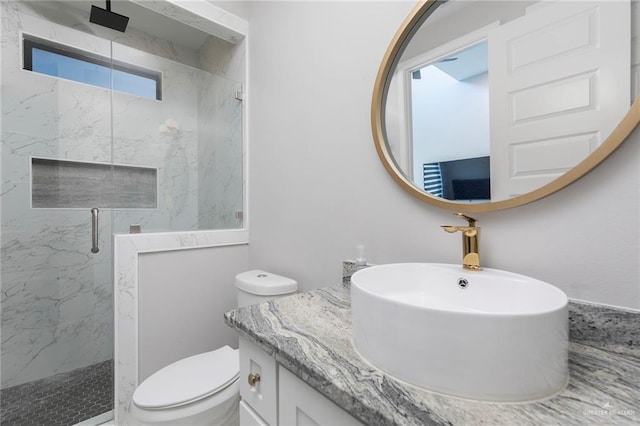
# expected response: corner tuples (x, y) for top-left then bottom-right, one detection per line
(31, 157), (158, 209)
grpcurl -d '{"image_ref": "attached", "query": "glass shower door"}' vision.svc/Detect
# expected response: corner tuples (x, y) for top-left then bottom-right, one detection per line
(111, 47), (245, 234)
(1, 1), (115, 423)
(2, 0), (245, 423)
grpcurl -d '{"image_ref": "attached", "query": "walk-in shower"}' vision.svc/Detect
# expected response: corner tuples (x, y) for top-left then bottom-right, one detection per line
(1, 1), (244, 424)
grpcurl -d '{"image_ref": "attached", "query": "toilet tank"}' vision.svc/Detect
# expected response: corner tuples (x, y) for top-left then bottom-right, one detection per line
(235, 270), (298, 308)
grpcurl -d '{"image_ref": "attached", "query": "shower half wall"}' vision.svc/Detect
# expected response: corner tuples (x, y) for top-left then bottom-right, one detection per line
(1, 0), (245, 421)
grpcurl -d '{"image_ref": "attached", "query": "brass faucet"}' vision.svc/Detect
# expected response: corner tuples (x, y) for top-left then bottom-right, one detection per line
(441, 213), (481, 271)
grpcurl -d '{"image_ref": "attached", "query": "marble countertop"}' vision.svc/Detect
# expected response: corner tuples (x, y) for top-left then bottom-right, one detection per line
(224, 285), (640, 425)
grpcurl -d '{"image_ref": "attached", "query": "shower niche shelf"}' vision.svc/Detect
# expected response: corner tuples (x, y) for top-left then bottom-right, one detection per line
(31, 157), (158, 209)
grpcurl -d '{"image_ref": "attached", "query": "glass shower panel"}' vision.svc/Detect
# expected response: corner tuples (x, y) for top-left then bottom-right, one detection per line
(1, 1), (114, 423)
(2, 0), (244, 423)
(111, 33), (244, 233)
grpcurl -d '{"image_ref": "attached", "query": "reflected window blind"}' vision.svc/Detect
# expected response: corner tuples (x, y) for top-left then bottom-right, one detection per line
(423, 162), (443, 197)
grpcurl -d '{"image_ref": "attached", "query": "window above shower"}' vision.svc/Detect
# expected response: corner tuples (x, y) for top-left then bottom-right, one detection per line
(6, 2), (247, 232)
(23, 35), (162, 100)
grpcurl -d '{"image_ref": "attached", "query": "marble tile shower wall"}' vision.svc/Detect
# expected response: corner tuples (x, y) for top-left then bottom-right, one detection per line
(198, 68), (244, 229)
(1, 1), (243, 387)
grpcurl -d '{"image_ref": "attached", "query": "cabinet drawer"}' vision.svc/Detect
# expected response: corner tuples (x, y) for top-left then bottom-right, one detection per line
(278, 367), (363, 426)
(239, 336), (278, 425)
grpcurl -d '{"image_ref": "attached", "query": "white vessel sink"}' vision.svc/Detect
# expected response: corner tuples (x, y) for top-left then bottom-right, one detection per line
(351, 263), (569, 402)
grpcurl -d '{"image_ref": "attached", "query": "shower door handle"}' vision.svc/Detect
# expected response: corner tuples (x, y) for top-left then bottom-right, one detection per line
(91, 208), (100, 254)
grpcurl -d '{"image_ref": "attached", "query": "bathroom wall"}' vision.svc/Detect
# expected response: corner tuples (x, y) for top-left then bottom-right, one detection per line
(1, 0), (245, 387)
(411, 69), (489, 173)
(137, 244), (248, 381)
(247, 1), (640, 309)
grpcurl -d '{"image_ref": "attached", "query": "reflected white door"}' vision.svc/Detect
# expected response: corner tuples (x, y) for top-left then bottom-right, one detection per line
(489, 0), (630, 201)
(632, 0), (640, 99)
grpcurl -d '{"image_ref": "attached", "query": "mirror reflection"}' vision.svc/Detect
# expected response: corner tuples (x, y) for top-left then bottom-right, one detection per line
(384, 0), (636, 203)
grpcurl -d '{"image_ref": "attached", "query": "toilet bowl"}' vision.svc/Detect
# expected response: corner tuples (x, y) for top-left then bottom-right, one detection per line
(131, 346), (240, 425)
(131, 270), (297, 425)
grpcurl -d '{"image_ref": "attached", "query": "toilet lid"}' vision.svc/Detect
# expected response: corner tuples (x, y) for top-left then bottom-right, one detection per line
(133, 346), (239, 409)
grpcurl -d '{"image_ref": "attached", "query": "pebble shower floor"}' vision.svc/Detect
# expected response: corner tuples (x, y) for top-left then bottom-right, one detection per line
(0, 360), (112, 425)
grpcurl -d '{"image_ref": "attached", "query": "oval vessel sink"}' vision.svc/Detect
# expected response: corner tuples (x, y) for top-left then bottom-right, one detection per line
(351, 263), (568, 402)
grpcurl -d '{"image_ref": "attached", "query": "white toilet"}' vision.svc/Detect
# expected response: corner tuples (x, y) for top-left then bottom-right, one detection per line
(131, 270), (298, 425)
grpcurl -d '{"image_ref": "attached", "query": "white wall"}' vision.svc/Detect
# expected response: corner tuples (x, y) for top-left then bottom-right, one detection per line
(412, 68), (489, 181)
(114, 229), (249, 423)
(247, 1), (639, 309)
(137, 244), (248, 381)
(212, 1), (251, 20)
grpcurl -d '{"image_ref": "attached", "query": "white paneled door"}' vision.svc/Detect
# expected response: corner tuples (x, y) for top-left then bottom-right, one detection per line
(489, 0), (630, 200)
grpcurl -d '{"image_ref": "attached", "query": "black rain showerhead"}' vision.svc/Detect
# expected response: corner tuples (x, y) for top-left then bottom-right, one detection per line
(90, 1), (129, 32)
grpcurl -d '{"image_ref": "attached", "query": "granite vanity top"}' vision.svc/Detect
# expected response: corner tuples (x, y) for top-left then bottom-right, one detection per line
(224, 284), (640, 425)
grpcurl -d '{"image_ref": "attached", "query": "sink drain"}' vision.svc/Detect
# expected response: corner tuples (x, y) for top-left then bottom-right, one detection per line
(457, 278), (469, 289)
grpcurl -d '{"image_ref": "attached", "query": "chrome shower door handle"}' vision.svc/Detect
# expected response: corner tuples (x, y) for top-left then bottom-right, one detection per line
(91, 208), (100, 254)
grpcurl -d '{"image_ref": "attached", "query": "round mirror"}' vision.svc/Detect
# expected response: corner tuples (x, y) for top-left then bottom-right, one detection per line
(372, 0), (640, 212)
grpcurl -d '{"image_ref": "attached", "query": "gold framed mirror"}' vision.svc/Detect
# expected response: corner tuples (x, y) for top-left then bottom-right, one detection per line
(372, 0), (640, 212)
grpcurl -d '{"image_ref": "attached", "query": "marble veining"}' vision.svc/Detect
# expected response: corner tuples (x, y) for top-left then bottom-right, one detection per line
(1, 0), (245, 391)
(225, 284), (640, 425)
(128, 0), (247, 45)
(569, 300), (639, 356)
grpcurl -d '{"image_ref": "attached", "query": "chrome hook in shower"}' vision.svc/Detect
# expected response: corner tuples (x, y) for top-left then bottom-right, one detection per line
(91, 208), (99, 254)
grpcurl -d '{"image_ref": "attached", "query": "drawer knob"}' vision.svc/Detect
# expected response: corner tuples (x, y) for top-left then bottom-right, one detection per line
(248, 373), (261, 387)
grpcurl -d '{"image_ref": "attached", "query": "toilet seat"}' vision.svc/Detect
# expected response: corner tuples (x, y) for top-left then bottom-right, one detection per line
(133, 346), (239, 409)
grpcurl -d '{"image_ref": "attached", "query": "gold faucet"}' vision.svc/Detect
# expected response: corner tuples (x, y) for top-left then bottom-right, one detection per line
(441, 213), (481, 271)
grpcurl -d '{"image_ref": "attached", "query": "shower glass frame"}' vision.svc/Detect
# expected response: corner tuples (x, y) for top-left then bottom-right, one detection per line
(1, 1), (245, 423)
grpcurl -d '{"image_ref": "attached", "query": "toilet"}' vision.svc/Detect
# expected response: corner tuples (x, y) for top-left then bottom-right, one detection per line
(131, 270), (298, 425)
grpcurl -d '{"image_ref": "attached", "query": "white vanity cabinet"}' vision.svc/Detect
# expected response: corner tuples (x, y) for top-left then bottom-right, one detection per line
(239, 337), (278, 425)
(278, 367), (363, 426)
(239, 337), (363, 426)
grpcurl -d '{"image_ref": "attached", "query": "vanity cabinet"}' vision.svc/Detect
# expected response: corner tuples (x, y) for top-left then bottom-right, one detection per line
(238, 337), (363, 426)
(278, 367), (362, 426)
(239, 337), (278, 425)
